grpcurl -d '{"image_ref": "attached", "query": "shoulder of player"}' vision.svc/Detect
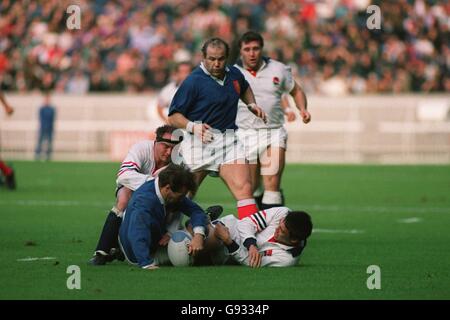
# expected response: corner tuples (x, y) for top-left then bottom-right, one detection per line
(264, 206), (290, 218)
(228, 65), (248, 80)
(265, 58), (289, 71)
(130, 140), (154, 152)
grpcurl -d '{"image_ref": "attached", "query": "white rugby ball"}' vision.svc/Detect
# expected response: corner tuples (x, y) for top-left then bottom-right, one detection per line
(167, 230), (193, 267)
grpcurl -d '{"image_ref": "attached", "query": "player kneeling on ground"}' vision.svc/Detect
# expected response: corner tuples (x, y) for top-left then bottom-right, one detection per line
(118, 164), (208, 269)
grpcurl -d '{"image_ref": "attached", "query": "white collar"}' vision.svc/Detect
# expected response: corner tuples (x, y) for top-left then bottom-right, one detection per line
(154, 177), (165, 205)
(200, 62), (229, 85)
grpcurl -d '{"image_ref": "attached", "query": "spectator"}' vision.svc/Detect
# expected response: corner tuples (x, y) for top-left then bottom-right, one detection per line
(0, 0), (447, 94)
(35, 92), (56, 161)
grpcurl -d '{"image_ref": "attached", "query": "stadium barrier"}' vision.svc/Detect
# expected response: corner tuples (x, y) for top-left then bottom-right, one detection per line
(1, 93), (449, 163)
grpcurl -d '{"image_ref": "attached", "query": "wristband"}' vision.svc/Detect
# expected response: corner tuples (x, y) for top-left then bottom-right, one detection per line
(186, 121), (195, 133)
(247, 103), (257, 110)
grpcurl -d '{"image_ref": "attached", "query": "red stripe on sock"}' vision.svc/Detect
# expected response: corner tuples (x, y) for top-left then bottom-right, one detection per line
(237, 203), (258, 220)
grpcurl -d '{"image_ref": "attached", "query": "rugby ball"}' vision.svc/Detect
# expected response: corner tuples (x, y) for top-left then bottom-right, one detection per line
(167, 230), (193, 267)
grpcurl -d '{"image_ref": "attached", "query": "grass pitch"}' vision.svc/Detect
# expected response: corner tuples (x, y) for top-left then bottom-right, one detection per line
(0, 161), (449, 299)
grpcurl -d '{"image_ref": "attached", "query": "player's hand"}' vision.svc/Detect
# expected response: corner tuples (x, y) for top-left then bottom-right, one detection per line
(248, 104), (267, 124)
(188, 233), (204, 257)
(285, 110), (296, 122)
(248, 245), (262, 268)
(214, 222), (232, 246)
(193, 123), (214, 144)
(158, 233), (171, 246)
(300, 109), (311, 124)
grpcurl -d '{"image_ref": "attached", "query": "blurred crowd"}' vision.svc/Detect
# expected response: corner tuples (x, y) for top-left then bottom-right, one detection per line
(0, 0), (448, 95)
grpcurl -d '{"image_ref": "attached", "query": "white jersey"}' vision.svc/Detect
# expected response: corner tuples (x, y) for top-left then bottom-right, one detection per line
(157, 81), (179, 114)
(235, 58), (295, 129)
(116, 140), (167, 191)
(219, 207), (307, 267)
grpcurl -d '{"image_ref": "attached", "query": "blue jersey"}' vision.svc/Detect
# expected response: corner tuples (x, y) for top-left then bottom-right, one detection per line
(119, 179), (207, 268)
(168, 65), (249, 132)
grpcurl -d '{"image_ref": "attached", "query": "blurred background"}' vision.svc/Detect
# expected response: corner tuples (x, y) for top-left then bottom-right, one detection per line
(0, 0), (449, 163)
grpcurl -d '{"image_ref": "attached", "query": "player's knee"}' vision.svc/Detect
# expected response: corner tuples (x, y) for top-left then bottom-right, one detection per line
(234, 179), (252, 198)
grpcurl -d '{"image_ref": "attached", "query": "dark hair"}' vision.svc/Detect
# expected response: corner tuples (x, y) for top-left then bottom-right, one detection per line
(158, 163), (197, 194)
(285, 211), (313, 241)
(238, 31), (264, 49)
(156, 125), (176, 138)
(201, 37), (230, 58)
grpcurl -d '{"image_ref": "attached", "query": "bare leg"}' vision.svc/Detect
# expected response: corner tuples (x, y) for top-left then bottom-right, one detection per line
(260, 146), (286, 191)
(219, 163), (253, 200)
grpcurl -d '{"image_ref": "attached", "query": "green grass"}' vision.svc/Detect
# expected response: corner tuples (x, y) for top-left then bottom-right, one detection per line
(1, 161), (449, 299)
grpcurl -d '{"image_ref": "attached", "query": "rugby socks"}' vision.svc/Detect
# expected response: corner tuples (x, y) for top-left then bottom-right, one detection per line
(0, 161), (13, 176)
(252, 185), (264, 198)
(237, 198), (258, 219)
(261, 191), (283, 210)
(253, 185), (264, 209)
(94, 210), (122, 255)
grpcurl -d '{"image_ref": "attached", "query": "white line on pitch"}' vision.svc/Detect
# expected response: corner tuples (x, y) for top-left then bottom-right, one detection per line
(17, 257), (57, 262)
(2, 200), (450, 214)
(312, 228), (365, 234)
(397, 217), (423, 224)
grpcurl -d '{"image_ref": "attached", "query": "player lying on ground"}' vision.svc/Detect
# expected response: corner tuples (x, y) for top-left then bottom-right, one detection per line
(186, 206), (313, 268)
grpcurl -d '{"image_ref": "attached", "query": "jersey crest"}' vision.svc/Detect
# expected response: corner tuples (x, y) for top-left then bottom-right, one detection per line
(272, 76), (280, 85)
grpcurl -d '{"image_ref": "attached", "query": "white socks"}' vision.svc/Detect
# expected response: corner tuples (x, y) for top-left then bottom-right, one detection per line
(262, 191), (282, 205)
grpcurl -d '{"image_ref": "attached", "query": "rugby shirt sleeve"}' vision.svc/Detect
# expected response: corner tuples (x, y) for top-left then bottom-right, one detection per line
(282, 64), (295, 93)
(116, 141), (152, 191)
(168, 77), (197, 117)
(237, 207), (289, 249)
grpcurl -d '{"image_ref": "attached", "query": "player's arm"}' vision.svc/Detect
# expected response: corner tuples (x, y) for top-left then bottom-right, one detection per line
(167, 79), (214, 143)
(116, 142), (152, 191)
(156, 102), (168, 123)
(240, 85), (267, 123)
(213, 222), (253, 266)
(0, 91), (14, 115)
(289, 81), (310, 124)
(214, 222), (291, 267)
(180, 197), (207, 256)
(281, 95), (296, 122)
(237, 208), (290, 267)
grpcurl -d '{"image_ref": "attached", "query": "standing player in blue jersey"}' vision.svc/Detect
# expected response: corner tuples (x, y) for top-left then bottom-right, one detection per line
(168, 38), (267, 221)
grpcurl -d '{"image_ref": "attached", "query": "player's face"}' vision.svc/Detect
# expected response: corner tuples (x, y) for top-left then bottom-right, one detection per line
(274, 219), (293, 245)
(203, 45), (227, 79)
(240, 41), (262, 71)
(165, 187), (188, 206)
(155, 133), (176, 164)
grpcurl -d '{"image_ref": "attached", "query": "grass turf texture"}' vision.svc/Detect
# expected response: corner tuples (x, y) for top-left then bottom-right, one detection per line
(1, 161), (449, 299)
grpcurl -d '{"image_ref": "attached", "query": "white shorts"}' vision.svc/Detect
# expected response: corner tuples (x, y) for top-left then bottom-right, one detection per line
(237, 127), (288, 163)
(177, 130), (246, 173)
